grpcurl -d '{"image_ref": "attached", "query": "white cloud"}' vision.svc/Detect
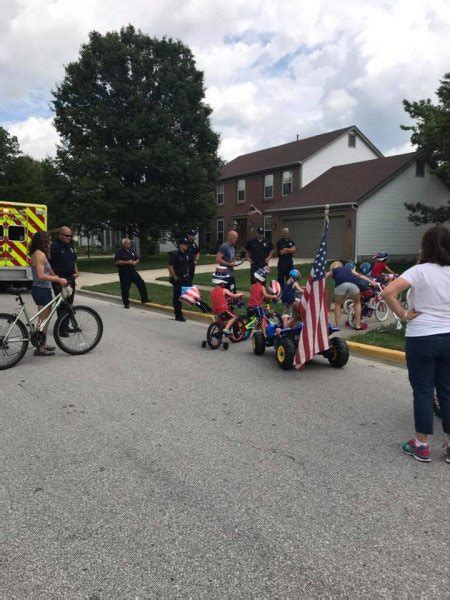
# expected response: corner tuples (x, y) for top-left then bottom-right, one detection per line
(0, 0), (448, 162)
(4, 116), (59, 159)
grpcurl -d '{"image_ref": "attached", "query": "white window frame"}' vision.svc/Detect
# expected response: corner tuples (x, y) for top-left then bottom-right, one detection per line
(237, 179), (246, 203)
(264, 174), (274, 199)
(282, 170), (293, 196)
(216, 218), (224, 244)
(348, 132), (356, 148)
(216, 183), (224, 205)
(263, 214), (273, 241)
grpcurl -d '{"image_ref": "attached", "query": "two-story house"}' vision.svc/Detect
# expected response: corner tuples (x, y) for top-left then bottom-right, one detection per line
(204, 126), (449, 260)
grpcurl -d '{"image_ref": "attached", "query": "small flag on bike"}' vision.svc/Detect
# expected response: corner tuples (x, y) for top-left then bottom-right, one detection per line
(248, 204), (262, 216)
(294, 213), (329, 369)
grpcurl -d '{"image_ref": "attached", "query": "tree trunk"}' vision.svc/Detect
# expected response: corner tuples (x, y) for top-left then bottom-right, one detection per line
(139, 223), (149, 257)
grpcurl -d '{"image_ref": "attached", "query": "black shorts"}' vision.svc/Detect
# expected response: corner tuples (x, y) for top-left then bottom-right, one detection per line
(215, 310), (234, 321)
(31, 287), (53, 306)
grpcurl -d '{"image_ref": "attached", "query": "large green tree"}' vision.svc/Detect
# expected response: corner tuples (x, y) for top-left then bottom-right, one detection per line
(52, 25), (221, 254)
(0, 126), (20, 178)
(402, 73), (450, 225)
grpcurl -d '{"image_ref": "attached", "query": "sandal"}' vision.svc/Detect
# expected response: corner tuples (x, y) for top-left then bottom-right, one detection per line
(34, 348), (55, 357)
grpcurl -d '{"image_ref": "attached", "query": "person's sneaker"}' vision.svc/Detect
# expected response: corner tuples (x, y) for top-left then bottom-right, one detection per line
(401, 438), (431, 462)
(124, 304), (130, 309)
(175, 315), (186, 322)
(222, 328), (231, 336)
(443, 442), (450, 464)
(59, 332), (69, 338)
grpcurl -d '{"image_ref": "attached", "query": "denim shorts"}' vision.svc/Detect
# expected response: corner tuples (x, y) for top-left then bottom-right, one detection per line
(334, 282), (360, 297)
(31, 286), (53, 306)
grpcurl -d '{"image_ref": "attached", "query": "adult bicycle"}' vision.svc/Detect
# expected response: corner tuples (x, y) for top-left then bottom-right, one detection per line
(0, 286), (103, 370)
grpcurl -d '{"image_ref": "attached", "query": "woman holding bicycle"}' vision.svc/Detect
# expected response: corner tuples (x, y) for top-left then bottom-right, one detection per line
(30, 232), (67, 356)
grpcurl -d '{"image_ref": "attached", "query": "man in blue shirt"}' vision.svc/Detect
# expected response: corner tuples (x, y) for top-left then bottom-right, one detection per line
(115, 238), (149, 308)
(50, 226), (79, 336)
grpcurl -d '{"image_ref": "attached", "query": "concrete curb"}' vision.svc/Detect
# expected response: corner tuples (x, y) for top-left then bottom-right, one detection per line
(77, 288), (212, 323)
(346, 341), (406, 365)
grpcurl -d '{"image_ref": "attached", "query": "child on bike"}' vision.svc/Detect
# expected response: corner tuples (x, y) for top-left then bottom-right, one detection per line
(371, 251), (396, 280)
(210, 267), (243, 335)
(281, 268), (304, 308)
(247, 267), (277, 337)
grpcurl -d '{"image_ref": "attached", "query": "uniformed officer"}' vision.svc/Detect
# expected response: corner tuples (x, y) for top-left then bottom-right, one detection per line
(168, 238), (191, 322)
(245, 227), (274, 284)
(186, 228), (200, 284)
(276, 227), (297, 288)
(115, 238), (149, 308)
(49, 226), (79, 337)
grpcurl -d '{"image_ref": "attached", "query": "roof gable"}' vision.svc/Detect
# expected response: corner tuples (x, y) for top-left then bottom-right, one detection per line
(219, 126), (379, 180)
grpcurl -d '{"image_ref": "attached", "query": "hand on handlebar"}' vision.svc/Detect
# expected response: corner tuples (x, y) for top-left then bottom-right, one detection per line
(59, 278), (68, 286)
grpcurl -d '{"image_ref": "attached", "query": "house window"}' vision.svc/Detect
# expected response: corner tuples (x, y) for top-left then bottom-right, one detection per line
(205, 223), (211, 245)
(263, 214), (273, 241)
(8, 225), (26, 241)
(217, 219), (224, 244)
(282, 170), (293, 196)
(264, 174), (274, 199)
(348, 132), (356, 148)
(416, 160), (425, 177)
(217, 183), (224, 205)
(237, 179), (245, 203)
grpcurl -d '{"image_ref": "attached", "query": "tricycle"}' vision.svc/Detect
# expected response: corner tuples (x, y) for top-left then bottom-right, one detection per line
(251, 322), (350, 370)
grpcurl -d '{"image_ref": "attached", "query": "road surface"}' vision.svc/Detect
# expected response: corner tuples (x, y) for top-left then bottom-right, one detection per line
(1, 293), (448, 599)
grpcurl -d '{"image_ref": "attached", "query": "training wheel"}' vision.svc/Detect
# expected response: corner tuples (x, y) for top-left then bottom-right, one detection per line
(223, 342), (229, 350)
(201, 340), (207, 348)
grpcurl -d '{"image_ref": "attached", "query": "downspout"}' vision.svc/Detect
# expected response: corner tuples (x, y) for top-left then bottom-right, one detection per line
(352, 204), (358, 263)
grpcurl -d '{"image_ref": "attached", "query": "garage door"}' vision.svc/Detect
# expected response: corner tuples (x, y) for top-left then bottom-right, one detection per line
(281, 215), (347, 259)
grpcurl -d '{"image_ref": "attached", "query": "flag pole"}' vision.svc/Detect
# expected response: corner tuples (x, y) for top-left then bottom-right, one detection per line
(324, 204), (330, 219)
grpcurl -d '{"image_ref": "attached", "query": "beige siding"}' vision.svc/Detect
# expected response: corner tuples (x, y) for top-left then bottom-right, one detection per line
(356, 162), (450, 258)
(302, 132), (379, 186)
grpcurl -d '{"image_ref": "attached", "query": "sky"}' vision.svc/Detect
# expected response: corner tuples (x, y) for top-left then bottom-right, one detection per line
(1, 0), (449, 162)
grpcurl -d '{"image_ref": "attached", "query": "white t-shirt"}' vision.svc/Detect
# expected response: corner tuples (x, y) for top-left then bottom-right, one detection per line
(401, 263), (450, 337)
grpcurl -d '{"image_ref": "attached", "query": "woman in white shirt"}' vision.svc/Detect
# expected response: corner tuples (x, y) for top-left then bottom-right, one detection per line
(382, 225), (450, 464)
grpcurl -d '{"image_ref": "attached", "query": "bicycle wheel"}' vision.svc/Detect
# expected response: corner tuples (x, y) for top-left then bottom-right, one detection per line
(0, 314), (29, 370)
(54, 305), (103, 355)
(375, 299), (389, 322)
(229, 318), (246, 343)
(206, 322), (222, 349)
(343, 298), (353, 315)
(242, 317), (253, 341)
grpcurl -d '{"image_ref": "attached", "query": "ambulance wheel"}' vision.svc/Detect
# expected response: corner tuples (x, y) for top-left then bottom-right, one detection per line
(223, 341), (229, 350)
(206, 322), (222, 349)
(276, 338), (296, 370)
(252, 331), (266, 355)
(326, 337), (349, 368)
(201, 340), (207, 348)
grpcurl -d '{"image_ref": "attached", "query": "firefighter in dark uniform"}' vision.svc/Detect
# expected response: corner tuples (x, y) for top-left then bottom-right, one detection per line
(114, 238), (149, 308)
(168, 238), (190, 321)
(245, 227), (274, 284)
(49, 226), (78, 337)
(276, 227), (297, 288)
(186, 228), (200, 284)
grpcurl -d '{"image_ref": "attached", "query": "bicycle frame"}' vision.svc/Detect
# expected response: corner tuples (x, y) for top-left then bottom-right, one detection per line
(3, 293), (65, 343)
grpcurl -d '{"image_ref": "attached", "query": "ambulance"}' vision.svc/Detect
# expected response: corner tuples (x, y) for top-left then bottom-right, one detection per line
(0, 201), (47, 287)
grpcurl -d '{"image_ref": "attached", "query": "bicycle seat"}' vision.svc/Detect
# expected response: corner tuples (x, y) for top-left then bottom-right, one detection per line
(7, 287), (29, 295)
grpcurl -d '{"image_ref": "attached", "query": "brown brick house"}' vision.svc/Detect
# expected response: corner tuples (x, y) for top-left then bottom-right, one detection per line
(201, 126), (449, 261)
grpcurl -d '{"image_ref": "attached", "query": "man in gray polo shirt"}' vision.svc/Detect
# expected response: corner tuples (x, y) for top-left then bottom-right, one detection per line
(215, 230), (239, 292)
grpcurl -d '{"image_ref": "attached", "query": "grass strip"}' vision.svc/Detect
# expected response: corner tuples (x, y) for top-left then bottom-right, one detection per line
(348, 323), (405, 351)
(78, 254), (217, 274)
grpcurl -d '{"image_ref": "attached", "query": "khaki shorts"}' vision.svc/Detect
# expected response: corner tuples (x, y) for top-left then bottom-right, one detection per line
(334, 282), (360, 297)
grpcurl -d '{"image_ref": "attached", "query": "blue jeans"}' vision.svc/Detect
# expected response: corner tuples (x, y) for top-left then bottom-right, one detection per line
(405, 333), (450, 435)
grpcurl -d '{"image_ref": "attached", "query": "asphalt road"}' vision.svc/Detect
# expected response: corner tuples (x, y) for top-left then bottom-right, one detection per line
(1, 293), (449, 599)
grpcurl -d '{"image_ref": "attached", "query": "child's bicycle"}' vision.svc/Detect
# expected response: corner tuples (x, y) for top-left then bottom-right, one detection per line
(0, 286), (103, 369)
(202, 297), (246, 350)
(346, 284), (389, 328)
(242, 304), (283, 340)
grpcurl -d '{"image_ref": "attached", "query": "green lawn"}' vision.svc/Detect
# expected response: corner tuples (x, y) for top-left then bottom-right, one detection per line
(348, 324), (405, 351)
(77, 254), (217, 274)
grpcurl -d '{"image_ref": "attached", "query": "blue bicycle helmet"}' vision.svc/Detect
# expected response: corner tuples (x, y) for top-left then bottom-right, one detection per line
(344, 262), (355, 270)
(288, 268), (301, 280)
(359, 262), (372, 276)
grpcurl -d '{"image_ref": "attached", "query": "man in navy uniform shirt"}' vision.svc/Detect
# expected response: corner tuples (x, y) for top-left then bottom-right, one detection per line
(186, 228), (200, 284)
(245, 227), (274, 284)
(168, 238), (190, 321)
(115, 238), (149, 308)
(276, 227), (297, 288)
(50, 226), (79, 336)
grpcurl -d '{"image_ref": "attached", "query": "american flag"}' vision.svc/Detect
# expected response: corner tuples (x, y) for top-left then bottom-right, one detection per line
(294, 216), (329, 369)
(248, 204), (262, 216)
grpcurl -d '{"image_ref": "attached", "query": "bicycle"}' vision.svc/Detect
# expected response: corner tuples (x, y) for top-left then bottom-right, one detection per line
(242, 304), (283, 340)
(0, 286), (103, 370)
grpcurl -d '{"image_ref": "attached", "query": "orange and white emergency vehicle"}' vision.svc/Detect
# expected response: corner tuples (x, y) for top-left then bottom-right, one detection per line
(0, 201), (47, 286)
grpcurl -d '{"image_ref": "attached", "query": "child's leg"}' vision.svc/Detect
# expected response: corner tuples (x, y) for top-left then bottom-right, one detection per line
(225, 316), (237, 331)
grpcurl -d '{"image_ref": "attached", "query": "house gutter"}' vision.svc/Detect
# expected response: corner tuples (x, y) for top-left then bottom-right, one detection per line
(219, 161), (303, 181)
(268, 202), (357, 214)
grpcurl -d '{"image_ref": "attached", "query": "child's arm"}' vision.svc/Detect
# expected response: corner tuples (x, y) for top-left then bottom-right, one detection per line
(224, 288), (243, 299)
(262, 289), (276, 301)
(386, 265), (395, 274)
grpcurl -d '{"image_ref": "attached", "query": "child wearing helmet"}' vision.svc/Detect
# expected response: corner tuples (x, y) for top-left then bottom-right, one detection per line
(281, 268), (304, 307)
(210, 267), (243, 335)
(371, 252), (396, 279)
(247, 267), (277, 336)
